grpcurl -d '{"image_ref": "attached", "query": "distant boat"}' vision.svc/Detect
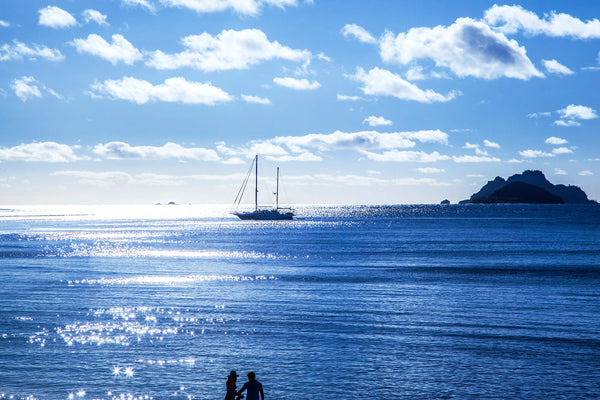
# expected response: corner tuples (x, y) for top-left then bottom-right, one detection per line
(231, 155), (295, 221)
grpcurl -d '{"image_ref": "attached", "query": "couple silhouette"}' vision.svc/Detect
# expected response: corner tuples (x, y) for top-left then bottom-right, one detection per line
(225, 370), (264, 400)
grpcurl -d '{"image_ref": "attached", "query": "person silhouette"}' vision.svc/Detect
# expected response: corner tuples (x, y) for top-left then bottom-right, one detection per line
(225, 370), (239, 400)
(237, 371), (264, 400)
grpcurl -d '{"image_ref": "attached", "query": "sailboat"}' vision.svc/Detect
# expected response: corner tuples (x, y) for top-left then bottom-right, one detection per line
(231, 155), (295, 220)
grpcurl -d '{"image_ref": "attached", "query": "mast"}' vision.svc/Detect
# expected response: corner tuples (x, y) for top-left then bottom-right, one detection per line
(276, 167), (280, 210)
(254, 154), (258, 212)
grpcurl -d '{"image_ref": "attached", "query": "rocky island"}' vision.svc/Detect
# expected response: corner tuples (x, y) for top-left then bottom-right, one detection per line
(460, 170), (596, 204)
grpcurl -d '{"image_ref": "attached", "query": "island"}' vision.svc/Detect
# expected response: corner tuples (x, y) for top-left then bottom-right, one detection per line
(459, 170), (597, 204)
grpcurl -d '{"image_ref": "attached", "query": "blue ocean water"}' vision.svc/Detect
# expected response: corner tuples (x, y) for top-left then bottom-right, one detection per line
(0, 204), (599, 400)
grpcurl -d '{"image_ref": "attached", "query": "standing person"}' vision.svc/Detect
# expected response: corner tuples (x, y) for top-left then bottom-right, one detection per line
(237, 371), (264, 400)
(225, 370), (239, 400)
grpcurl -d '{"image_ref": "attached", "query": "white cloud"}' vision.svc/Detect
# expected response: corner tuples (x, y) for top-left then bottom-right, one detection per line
(554, 119), (581, 127)
(71, 34), (142, 65)
(0, 40), (64, 62)
(555, 104), (598, 126)
(270, 129), (448, 153)
(122, 0), (157, 13)
(82, 9), (109, 26)
(0, 142), (80, 162)
(463, 142), (489, 155)
(11, 76), (63, 102)
(380, 17), (543, 80)
(484, 5), (600, 39)
(483, 139), (500, 148)
(554, 168), (567, 175)
(273, 77), (321, 90)
(416, 167), (445, 173)
(452, 155), (501, 162)
(578, 170), (593, 176)
(317, 52), (332, 62)
(341, 24), (377, 44)
(363, 116), (392, 127)
(557, 104), (597, 120)
(241, 94), (271, 105)
(160, 0), (303, 16)
(217, 129), (449, 162)
(38, 6), (77, 28)
(11, 77), (41, 101)
(552, 147), (573, 154)
(93, 142), (220, 161)
(89, 76), (233, 105)
(519, 149), (554, 158)
(146, 29), (311, 71)
(0, 20), (10, 27)
(336, 94), (362, 101)
(543, 59), (574, 75)
(362, 150), (450, 163)
(545, 136), (567, 145)
(527, 111), (551, 118)
(350, 67), (458, 103)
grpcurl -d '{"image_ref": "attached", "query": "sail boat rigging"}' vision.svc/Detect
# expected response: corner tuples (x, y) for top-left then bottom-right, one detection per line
(231, 155), (294, 220)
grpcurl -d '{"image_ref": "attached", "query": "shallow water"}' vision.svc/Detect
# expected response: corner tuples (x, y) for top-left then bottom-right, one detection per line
(1, 204), (599, 399)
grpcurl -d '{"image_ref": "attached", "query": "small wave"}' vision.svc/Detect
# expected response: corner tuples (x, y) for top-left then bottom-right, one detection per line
(67, 274), (276, 285)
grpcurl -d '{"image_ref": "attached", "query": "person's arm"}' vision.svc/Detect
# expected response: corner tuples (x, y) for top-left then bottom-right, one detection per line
(237, 382), (248, 396)
(259, 385), (264, 400)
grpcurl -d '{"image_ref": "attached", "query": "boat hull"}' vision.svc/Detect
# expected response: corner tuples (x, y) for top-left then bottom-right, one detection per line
(232, 209), (294, 220)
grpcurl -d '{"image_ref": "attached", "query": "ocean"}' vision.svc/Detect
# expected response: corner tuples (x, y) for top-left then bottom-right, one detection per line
(1, 204), (599, 400)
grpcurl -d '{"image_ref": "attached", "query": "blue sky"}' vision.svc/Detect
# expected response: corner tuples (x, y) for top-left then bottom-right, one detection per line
(1, 0), (599, 205)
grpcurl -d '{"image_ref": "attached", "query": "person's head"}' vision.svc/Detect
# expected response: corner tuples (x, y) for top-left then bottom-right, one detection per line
(229, 371), (239, 380)
(247, 371), (256, 381)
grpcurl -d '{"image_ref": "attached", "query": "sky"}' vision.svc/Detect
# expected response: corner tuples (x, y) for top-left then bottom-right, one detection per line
(0, 0), (599, 205)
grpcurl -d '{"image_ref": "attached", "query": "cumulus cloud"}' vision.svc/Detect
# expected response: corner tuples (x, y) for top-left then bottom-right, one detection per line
(380, 17), (543, 80)
(160, 0), (304, 16)
(363, 116), (392, 127)
(93, 142), (220, 161)
(543, 59), (574, 75)
(554, 168), (567, 175)
(38, 6), (77, 28)
(545, 136), (567, 145)
(82, 9), (109, 26)
(0, 142), (80, 162)
(71, 34), (142, 65)
(89, 76), (233, 105)
(555, 104), (598, 126)
(350, 67), (458, 103)
(241, 94), (271, 105)
(217, 129), (449, 162)
(270, 129), (448, 153)
(484, 5), (600, 39)
(0, 20), (10, 27)
(273, 77), (321, 90)
(0, 40), (64, 62)
(519, 149), (554, 158)
(146, 29), (311, 71)
(483, 139), (500, 148)
(341, 24), (377, 44)
(552, 147), (573, 154)
(578, 170), (593, 176)
(11, 76), (63, 102)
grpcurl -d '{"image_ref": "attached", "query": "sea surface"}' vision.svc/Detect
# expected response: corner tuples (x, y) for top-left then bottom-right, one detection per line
(0, 204), (599, 400)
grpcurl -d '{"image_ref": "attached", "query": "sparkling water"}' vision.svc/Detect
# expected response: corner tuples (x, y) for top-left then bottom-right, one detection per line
(1, 204), (599, 399)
